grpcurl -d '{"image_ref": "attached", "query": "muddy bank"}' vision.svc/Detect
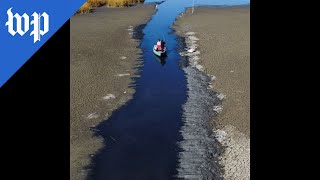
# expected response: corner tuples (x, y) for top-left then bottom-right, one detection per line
(173, 6), (250, 179)
(70, 5), (155, 180)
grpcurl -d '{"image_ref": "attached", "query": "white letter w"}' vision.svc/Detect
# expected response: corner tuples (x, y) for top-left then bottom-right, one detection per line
(5, 7), (30, 36)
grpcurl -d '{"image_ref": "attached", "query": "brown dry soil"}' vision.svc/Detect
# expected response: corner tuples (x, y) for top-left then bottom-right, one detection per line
(174, 6), (250, 137)
(173, 6), (250, 180)
(70, 5), (155, 180)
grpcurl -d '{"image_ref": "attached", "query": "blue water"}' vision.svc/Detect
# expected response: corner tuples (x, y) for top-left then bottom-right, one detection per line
(89, 0), (249, 179)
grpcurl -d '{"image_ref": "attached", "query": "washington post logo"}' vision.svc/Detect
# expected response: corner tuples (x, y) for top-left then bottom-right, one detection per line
(5, 7), (49, 43)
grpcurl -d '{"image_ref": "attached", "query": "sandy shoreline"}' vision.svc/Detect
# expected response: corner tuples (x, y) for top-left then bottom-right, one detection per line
(173, 6), (250, 179)
(70, 5), (155, 180)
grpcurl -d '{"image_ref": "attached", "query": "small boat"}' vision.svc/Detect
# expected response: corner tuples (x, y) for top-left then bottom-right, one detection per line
(153, 45), (166, 57)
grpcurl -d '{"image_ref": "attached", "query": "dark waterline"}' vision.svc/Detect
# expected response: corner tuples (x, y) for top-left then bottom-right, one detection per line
(88, 0), (249, 179)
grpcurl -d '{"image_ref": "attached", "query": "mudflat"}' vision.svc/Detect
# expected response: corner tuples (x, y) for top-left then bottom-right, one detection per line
(173, 6), (250, 179)
(70, 5), (155, 180)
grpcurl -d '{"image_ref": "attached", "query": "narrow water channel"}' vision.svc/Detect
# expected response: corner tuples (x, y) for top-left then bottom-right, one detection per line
(89, 0), (249, 179)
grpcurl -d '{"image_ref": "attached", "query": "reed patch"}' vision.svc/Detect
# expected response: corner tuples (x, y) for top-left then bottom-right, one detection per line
(77, 0), (144, 14)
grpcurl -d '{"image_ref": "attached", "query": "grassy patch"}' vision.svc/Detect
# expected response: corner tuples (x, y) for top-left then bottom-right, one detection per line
(88, 0), (107, 7)
(77, 2), (93, 14)
(77, 0), (144, 13)
(107, 0), (143, 7)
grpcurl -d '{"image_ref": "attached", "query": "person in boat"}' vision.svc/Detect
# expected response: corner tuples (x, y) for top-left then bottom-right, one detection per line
(161, 40), (165, 51)
(156, 39), (162, 51)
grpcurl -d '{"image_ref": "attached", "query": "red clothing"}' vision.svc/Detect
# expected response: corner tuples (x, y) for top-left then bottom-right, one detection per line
(156, 41), (162, 51)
